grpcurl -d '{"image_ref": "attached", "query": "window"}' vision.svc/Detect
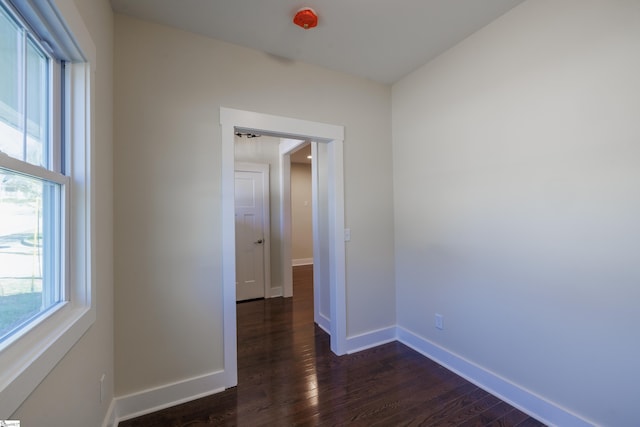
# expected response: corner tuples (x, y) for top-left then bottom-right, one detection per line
(0, 0), (94, 417)
(0, 1), (65, 344)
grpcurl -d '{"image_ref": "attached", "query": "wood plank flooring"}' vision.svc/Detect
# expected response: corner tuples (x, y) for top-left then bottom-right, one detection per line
(119, 265), (545, 426)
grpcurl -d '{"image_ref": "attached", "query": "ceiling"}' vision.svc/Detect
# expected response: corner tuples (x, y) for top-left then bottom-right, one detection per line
(109, 0), (526, 84)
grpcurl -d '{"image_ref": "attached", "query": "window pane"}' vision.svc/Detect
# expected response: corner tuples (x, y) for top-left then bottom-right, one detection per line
(26, 37), (48, 167)
(0, 6), (22, 160)
(0, 168), (61, 341)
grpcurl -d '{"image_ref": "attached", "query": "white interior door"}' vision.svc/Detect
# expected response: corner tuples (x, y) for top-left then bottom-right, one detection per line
(235, 165), (269, 301)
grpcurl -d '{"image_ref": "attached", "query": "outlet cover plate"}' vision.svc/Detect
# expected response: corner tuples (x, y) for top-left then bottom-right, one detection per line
(435, 314), (444, 330)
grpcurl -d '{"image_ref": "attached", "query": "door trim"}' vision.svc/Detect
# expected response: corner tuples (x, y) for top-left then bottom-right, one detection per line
(234, 162), (271, 300)
(279, 140), (324, 329)
(220, 107), (346, 388)
(278, 138), (308, 299)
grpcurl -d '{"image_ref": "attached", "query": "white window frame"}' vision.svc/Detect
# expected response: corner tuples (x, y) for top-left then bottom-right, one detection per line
(0, 0), (95, 417)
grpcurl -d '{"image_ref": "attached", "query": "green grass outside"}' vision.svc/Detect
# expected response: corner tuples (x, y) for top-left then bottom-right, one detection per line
(0, 278), (42, 338)
(0, 277), (42, 295)
(0, 277), (42, 296)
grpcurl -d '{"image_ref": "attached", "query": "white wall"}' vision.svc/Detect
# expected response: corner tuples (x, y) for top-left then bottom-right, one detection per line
(114, 14), (394, 397)
(392, 1), (640, 425)
(234, 135), (283, 293)
(291, 163), (313, 261)
(12, 0), (115, 425)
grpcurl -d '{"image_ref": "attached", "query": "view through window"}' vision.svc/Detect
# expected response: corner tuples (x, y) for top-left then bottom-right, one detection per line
(0, 2), (64, 342)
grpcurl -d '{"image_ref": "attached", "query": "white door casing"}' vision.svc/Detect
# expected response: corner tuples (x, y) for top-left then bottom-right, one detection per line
(221, 107), (346, 388)
(279, 138), (306, 300)
(279, 140), (329, 332)
(235, 163), (270, 301)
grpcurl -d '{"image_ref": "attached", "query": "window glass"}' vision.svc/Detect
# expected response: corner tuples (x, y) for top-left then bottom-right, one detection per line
(0, 2), (61, 344)
(25, 37), (49, 168)
(0, 168), (61, 339)
(0, 5), (21, 159)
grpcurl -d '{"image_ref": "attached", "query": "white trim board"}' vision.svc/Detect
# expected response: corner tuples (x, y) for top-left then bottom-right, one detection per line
(101, 398), (117, 427)
(396, 327), (595, 427)
(292, 258), (314, 266)
(279, 138), (306, 299)
(101, 326), (594, 427)
(270, 286), (283, 298)
(111, 370), (226, 425)
(345, 326), (396, 354)
(316, 314), (331, 335)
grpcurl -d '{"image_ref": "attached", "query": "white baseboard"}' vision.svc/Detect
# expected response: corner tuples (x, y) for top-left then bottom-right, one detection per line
(292, 258), (313, 266)
(270, 286), (283, 298)
(113, 370), (226, 424)
(102, 325), (592, 427)
(346, 326), (397, 354)
(101, 398), (117, 427)
(316, 313), (330, 334)
(396, 327), (594, 427)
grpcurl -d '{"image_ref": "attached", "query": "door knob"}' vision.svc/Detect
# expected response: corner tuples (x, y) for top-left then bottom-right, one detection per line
(254, 239), (264, 244)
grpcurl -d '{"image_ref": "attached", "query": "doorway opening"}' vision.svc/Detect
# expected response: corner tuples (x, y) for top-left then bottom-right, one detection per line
(233, 136), (311, 303)
(221, 108), (346, 388)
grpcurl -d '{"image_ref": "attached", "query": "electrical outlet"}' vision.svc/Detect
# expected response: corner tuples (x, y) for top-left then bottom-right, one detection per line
(435, 314), (444, 330)
(100, 374), (106, 403)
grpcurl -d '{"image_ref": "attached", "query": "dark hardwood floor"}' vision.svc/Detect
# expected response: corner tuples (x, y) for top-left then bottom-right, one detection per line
(120, 265), (545, 426)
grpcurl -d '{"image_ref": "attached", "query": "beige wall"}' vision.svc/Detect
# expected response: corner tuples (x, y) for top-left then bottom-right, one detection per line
(12, 0), (115, 425)
(12, 1), (637, 424)
(392, 1), (640, 425)
(291, 163), (313, 261)
(114, 14), (394, 396)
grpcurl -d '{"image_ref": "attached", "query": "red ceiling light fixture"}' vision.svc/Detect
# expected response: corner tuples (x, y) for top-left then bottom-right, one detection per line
(293, 7), (318, 30)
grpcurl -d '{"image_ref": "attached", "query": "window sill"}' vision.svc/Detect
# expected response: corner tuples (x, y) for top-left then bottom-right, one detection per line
(0, 301), (95, 416)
